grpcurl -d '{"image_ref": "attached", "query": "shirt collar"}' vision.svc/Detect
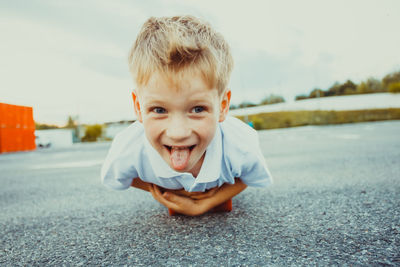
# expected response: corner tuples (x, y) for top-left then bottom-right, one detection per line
(144, 125), (222, 183)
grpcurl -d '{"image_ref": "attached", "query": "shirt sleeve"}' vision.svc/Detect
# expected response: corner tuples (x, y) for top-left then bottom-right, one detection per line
(238, 143), (273, 187)
(222, 117), (273, 187)
(100, 122), (142, 190)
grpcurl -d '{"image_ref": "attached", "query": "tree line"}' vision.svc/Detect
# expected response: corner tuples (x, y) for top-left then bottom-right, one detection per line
(231, 70), (400, 109)
(296, 70), (400, 100)
(230, 94), (285, 109)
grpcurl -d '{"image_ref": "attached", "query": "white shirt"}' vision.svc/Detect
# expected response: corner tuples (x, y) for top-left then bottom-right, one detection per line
(101, 116), (272, 192)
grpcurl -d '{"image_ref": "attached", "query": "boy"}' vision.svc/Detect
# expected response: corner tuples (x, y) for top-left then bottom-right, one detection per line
(101, 15), (272, 216)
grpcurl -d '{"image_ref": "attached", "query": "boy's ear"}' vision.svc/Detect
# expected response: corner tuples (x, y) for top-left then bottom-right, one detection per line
(132, 91), (143, 122)
(219, 89), (231, 122)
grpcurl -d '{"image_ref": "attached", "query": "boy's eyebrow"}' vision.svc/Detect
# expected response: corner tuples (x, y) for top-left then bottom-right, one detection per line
(142, 98), (166, 106)
(140, 93), (166, 102)
(186, 98), (214, 104)
(144, 97), (213, 104)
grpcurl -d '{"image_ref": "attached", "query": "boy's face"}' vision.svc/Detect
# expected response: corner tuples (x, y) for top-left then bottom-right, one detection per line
(132, 71), (231, 177)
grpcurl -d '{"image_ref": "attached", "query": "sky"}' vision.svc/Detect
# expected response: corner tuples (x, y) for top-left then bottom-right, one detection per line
(1, 0), (399, 125)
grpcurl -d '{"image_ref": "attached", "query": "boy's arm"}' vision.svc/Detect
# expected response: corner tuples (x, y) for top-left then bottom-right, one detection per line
(149, 178), (247, 216)
(131, 177), (151, 192)
(131, 178), (218, 199)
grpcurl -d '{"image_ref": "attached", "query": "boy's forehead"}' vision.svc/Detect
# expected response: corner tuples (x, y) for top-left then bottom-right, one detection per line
(143, 70), (215, 93)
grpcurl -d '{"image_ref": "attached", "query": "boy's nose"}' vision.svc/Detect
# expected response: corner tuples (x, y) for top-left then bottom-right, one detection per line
(165, 118), (191, 141)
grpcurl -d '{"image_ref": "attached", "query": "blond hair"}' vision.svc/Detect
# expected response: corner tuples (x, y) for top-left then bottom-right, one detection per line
(128, 15), (233, 94)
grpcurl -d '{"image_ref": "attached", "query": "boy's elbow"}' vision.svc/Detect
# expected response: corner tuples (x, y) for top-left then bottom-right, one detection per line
(131, 177), (151, 192)
(235, 178), (248, 190)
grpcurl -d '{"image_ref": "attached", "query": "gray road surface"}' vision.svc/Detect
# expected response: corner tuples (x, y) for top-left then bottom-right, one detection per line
(1, 121), (399, 266)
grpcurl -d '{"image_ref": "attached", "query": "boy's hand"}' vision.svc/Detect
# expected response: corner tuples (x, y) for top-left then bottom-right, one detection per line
(162, 187), (218, 200)
(149, 184), (209, 216)
(149, 178), (247, 216)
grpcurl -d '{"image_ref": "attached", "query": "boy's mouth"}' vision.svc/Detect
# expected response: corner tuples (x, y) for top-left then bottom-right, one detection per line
(164, 145), (196, 152)
(164, 145), (196, 170)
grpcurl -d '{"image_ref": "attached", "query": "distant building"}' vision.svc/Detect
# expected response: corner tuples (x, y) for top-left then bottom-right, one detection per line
(75, 120), (135, 142)
(103, 121), (135, 139)
(35, 129), (74, 148)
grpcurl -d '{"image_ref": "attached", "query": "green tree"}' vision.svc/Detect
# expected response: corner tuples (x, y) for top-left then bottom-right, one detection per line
(357, 77), (383, 94)
(229, 104), (238, 110)
(309, 88), (324, 98)
(356, 82), (368, 94)
(238, 101), (257, 108)
(382, 71), (400, 89)
(365, 78), (383, 92)
(324, 80), (357, 96)
(326, 82), (341, 96)
(82, 124), (103, 142)
(65, 115), (78, 128)
(35, 123), (59, 130)
(295, 94), (308, 101)
(260, 94), (285, 105)
(388, 82), (400, 93)
(340, 80), (357, 95)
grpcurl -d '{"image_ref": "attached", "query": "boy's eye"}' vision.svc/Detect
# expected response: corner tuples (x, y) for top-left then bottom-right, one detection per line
(152, 107), (166, 114)
(191, 106), (205, 113)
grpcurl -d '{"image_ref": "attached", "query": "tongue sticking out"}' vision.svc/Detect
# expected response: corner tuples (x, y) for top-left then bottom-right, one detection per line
(170, 147), (190, 170)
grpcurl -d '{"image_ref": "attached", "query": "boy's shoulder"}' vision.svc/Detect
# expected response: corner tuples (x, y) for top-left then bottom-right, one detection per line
(220, 116), (269, 182)
(116, 120), (143, 137)
(111, 121), (145, 150)
(220, 116), (259, 150)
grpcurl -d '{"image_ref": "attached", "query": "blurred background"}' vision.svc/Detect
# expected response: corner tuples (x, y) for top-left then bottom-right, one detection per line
(1, 0), (399, 149)
(1, 2), (400, 264)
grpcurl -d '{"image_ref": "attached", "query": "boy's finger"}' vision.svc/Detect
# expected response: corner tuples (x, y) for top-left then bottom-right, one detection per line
(153, 184), (169, 200)
(149, 184), (165, 203)
(150, 184), (181, 210)
(163, 191), (185, 203)
(206, 187), (218, 196)
(152, 184), (163, 196)
(148, 184), (160, 200)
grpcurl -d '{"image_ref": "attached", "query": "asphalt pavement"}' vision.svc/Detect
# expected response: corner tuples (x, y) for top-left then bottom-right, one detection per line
(1, 120), (399, 266)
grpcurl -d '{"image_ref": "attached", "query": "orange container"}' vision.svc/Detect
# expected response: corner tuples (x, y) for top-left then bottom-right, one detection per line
(8, 128), (16, 152)
(0, 103), (36, 153)
(0, 128), (4, 152)
(8, 104), (17, 128)
(22, 107), (35, 150)
(0, 128), (11, 152)
(0, 104), (5, 128)
(15, 105), (21, 129)
(0, 103), (9, 128)
(23, 129), (36, 150)
(16, 128), (24, 151)
(22, 106), (28, 129)
(26, 107), (35, 130)
(10, 128), (17, 152)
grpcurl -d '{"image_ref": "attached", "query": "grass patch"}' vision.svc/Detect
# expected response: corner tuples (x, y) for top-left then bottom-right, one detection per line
(235, 109), (400, 130)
